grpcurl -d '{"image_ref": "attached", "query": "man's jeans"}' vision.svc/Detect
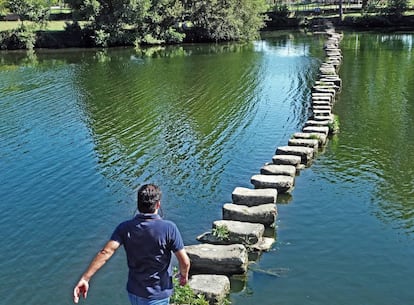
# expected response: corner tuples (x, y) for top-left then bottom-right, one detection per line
(128, 293), (170, 305)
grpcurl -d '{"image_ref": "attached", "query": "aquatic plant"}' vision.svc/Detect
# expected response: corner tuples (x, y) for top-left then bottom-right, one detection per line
(212, 225), (230, 241)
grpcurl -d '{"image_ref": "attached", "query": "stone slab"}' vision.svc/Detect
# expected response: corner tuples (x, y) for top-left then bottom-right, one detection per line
(313, 114), (334, 122)
(189, 274), (230, 305)
(251, 174), (295, 193)
(312, 105), (332, 111)
(250, 237), (275, 252)
(304, 120), (331, 128)
(272, 154), (302, 167)
(303, 126), (330, 136)
(222, 203), (277, 227)
(292, 132), (327, 145)
(260, 164), (296, 177)
(217, 220), (264, 243)
(185, 244), (248, 275)
(288, 138), (319, 150)
(312, 92), (334, 100)
(313, 109), (331, 116)
(232, 187), (277, 206)
(275, 145), (314, 164)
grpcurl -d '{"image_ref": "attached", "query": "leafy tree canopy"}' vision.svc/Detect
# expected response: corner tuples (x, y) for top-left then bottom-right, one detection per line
(67, 0), (269, 46)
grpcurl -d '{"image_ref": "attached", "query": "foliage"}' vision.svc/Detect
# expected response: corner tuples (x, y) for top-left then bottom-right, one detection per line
(212, 225), (230, 240)
(3, 0), (49, 50)
(66, 0), (268, 46)
(386, 0), (408, 17)
(186, 0), (268, 42)
(170, 268), (209, 305)
(271, 3), (290, 18)
(6, 0), (50, 26)
(328, 114), (340, 134)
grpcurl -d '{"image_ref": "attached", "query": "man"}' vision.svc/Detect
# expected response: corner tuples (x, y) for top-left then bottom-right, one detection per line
(73, 184), (191, 305)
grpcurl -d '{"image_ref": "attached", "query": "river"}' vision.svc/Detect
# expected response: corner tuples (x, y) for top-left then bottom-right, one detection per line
(0, 31), (413, 305)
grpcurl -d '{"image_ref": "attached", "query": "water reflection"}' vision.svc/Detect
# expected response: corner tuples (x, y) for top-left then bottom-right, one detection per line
(69, 44), (263, 200)
(329, 32), (414, 233)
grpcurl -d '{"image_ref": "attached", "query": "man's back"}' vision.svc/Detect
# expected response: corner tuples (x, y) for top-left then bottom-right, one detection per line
(111, 213), (184, 299)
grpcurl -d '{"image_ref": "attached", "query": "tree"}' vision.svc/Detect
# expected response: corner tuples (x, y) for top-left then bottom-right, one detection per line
(6, 0), (50, 26)
(67, 0), (268, 46)
(5, 0), (50, 50)
(386, 0), (408, 18)
(186, 0), (268, 42)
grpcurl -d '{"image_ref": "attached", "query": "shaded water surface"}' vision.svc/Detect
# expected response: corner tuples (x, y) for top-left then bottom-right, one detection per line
(0, 31), (413, 305)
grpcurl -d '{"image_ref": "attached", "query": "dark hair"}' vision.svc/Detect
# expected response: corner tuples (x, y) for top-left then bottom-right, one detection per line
(137, 184), (162, 213)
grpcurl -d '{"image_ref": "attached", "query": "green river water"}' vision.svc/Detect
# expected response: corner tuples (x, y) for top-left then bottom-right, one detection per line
(0, 31), (413, 305)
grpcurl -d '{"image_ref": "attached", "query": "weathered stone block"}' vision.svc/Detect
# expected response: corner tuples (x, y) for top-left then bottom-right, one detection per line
(303, 126), (330, 136)
(214, 220), (264, 244)
(272, 154), (302, 167)
(189, 274), (230, 305)
(292, 132), (327, 145)
(304, 120), (331, 128)
(232, 187), (277, 206)
(222, 203), (277, 227)
(313, 109), (331, 117)
(313, 114), (334, 122)
(260, 164), (296, 177)
(275, 145), (314, 164)
(251, 174), (295, 193)
(185, 244), (248, 275)
(288, 138), (319, 150)
(250, 237), (275, 252)
(312, 105), (332, 111)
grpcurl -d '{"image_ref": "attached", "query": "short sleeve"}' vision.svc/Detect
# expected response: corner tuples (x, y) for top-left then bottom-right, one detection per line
(110, 222), (125, 245)
(169, 222), (184, 253)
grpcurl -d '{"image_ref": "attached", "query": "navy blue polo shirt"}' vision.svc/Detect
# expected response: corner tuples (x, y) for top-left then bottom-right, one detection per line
(110, 213), (184, 299)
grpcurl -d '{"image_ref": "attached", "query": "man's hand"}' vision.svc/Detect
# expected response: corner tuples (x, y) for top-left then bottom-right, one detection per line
(179, 273), (188, 286)
(73, 278), (89, 304)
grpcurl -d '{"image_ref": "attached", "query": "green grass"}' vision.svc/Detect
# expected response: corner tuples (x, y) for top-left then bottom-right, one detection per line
(0, 20), (88, 32)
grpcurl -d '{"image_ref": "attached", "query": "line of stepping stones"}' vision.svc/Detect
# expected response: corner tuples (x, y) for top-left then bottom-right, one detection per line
(183, 28), (344, 304)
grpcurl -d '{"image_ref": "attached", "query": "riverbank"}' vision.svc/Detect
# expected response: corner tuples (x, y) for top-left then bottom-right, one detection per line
(1, 13), (414, 50)
(265, 13), (414, 31)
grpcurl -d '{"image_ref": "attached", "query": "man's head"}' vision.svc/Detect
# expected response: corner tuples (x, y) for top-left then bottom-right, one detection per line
(137, 184), (162, 213)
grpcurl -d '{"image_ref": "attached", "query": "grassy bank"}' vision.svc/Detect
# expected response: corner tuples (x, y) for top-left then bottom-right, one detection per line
(0, 20), (86, 32)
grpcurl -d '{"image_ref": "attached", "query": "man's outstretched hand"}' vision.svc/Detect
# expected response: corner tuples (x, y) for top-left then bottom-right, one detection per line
(73, 279), (89, 303)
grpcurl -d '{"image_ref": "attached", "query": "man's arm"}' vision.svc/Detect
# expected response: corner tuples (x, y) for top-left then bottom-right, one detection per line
(73, 240), (120, 304)
(174, 249), (191, 286)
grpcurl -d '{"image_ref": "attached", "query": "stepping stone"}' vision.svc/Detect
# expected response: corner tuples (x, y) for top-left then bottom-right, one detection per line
(314, 80), (336, 86)
(313, 110), (332, 116)
(312, 92), (334, 100)
(312, 85), (339, 93)
(275, 145), (314, 164)
(222, 203), (277, 227)
(189, 274), (230, 305)
(313, 114), (334, 122)
(303, 126), (330, 136)
(304, 119), (331, 128)
(251, 237), (275, 252)
(319, 68), (336, 75)
(272, 154), (302, 167)
(292, 132), (327, 145)
(326, 51), (342, 57)
(251, 174), (295, 193)
(312, 105), (332, 111)
(288, 138), (319, 150)
(312, 87), (336, 96)
(232, 187), (277, 206)
(312, 100), (331, 107)
(185, 244), (248, 275)
(319, 77), (341, 87)
(197, 220), (265, 246)
(260, 164), (296, 177)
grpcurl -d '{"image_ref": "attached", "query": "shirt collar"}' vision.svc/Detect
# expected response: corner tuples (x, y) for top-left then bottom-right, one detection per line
(135, 213), (161, 220)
